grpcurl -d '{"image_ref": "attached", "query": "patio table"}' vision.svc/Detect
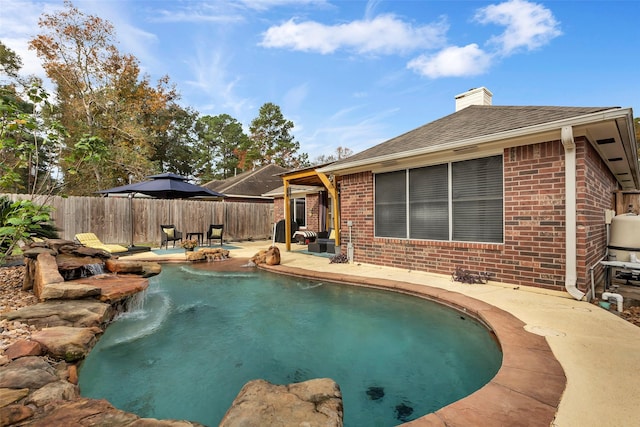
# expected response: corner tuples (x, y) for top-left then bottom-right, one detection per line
(186, 232), (204, 246)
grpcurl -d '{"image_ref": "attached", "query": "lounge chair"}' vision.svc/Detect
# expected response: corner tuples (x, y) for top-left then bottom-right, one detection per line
(160, 225), (183, 249)
(75, 233), (128, 253)
(207, 224), (224, 246)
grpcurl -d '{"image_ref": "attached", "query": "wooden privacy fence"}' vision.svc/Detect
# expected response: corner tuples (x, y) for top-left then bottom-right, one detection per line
(1, 194), (274, 247)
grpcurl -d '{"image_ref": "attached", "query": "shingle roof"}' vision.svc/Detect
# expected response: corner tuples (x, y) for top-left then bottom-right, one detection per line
(334, 105), (617, 165)
(203, 164), (288, 197)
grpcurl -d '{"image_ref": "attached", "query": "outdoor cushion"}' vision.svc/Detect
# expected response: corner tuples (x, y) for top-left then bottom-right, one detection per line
(162, 227), (174, 239)
(210, 228), (222, 237)
(74, 233), (128, 253)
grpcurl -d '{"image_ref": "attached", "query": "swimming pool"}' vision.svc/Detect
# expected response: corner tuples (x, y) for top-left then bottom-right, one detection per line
(79, 264), (502, 426)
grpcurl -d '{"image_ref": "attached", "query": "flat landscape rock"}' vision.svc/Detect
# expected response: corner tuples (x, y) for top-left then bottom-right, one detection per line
(30, 326), (101, 362)
(0, 404), (33, 425)
(0, 300), (112, 328)
(4, 339), (42, 359)
(219, 378), (343, 427)
(25, 380), (79, 407)
(71, 274), (150, 303)
(0, 356), (58, 390)
(39, 282), (101, 300)
(0, 387), (29, 407)
(27, 398), (204, 427)
(105, 259), (162, 277)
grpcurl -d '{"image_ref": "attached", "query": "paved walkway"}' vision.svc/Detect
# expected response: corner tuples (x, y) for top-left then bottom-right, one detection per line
(122, 241), (640, 426)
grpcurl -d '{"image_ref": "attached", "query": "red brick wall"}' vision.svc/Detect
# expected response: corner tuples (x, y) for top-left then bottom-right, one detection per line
(340, 138), (616, 293)
(274, 198), (284, 223)
(577, 137), (616, 292)
(272, 193), (322, 231)
(306, 193), (321, 231)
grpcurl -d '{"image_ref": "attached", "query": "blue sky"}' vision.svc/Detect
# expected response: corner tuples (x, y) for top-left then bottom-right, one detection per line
(1, 0), (638, 161)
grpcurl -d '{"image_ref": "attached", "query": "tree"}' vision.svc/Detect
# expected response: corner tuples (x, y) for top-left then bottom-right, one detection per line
(29, 1), (177, 194)
(313, 146), (354, 165)
(151, 103), (200, 178)
(248, 102), (308, 169)
(196, 113), (250, 180)
(1, 42), (72, 194)
(0, 42), (22, 80)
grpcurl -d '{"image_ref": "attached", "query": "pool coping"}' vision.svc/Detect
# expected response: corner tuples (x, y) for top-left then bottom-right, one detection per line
(261, 263), (566, 427)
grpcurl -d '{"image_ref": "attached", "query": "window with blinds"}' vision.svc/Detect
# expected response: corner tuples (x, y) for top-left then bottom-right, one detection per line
(374, 170), (406, 238)
(374, 155), (503, 243)
(409, 164), (448, 240)
(452, 156), (503, 242)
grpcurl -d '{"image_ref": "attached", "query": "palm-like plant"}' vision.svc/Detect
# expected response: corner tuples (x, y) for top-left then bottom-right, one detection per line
(0, 196), (59, 264)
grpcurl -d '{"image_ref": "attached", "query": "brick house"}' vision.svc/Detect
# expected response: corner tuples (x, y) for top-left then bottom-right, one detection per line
(203, 164), (288, 203)
(312, 87), (638, 299)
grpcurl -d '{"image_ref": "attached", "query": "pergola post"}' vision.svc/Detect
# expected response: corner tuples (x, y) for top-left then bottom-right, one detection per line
(283, 180), (291, 250)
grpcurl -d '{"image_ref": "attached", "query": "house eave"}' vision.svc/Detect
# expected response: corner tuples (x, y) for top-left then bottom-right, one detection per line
(319, 107), (638, 190)
(223, 194), (274, 200)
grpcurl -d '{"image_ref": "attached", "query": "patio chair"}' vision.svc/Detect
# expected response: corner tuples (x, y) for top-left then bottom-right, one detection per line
(308, 229), (336, 253)
(75, 232), (128, 253)
(160, 225), (183, 249)
(207, 224), (224, 246)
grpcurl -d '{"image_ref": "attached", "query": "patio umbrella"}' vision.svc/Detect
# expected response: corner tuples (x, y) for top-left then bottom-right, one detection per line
(98, 173), (224, 199)
(98, 173), (225, 248)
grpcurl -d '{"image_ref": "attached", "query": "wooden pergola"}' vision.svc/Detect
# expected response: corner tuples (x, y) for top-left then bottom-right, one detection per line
(281, 167), (340, 251)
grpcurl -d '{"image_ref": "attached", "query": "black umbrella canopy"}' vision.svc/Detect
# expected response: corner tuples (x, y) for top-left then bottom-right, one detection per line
(98, 173), (225, 199)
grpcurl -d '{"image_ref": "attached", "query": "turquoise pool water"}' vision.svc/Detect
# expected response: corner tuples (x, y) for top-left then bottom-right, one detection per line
(79, 264), (501, 426)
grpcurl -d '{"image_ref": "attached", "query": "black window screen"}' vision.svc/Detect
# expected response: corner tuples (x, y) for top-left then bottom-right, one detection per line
(375, 171), (406, 238)
(451, 156), (503, 242)
(409, 164), (449, 240)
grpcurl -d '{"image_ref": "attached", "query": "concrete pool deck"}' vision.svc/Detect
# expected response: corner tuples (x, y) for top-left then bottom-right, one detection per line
(121, 241), (640, 426)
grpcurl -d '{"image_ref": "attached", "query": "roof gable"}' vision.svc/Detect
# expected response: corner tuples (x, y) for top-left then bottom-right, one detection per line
(204, 164), (289, 197)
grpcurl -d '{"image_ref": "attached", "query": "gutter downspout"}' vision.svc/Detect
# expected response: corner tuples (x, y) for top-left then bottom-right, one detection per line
(562, 126), (585, 300)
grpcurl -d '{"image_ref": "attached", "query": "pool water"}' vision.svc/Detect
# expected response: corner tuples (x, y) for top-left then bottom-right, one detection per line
(79, 264), (501, 426)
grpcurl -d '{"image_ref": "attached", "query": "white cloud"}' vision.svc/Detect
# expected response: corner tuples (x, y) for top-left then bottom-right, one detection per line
(183, 46), (253, 118)
(364, 0), (382, 20)
(302, 105), (398, 159)
(406, 0), (560, 79)
(407, 44), (492, 78)
(149, 3), (244, 24)
(474, 0), (561, 55)
(260, 14), (448, 55)
(283, 83), (309, 111)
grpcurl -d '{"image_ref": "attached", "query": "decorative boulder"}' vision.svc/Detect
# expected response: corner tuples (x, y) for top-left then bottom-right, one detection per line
(198, 248), (230, 261)
(219, 378), (343, 427)
(30, 326), (102, 362)
(185, 251), (206, 262)
(250, 246), (280, 266)
(31, 253), (65, 299)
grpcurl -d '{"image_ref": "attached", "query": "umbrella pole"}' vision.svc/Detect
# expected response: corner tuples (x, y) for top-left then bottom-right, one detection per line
(128, 193), (134, 248)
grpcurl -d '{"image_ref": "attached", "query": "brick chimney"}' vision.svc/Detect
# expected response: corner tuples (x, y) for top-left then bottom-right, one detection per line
(455, 87), (493, 112)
